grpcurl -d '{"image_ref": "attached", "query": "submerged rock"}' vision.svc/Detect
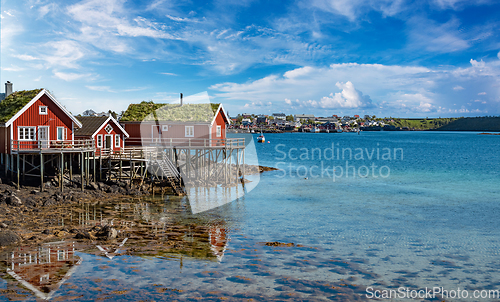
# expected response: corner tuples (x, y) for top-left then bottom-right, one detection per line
(96, 225), (118, 239)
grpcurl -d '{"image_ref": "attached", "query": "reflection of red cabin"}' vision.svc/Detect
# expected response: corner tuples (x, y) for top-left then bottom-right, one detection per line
(120, 103), (230, 147)
(0, 89), (83, 154)
(209, 226), (228, 262)
(6, 241), (81, 300)
(74, 116), (129, 154)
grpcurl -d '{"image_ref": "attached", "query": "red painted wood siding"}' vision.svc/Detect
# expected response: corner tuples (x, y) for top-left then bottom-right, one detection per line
(9, 94), (74, 152)
(123, 122), (211, 146)
(75, 121), (126, 151)
(211, 110), (227, 141)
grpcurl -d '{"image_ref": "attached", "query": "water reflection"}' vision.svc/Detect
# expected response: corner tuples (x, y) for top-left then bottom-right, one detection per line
(5, 241), (81, 300)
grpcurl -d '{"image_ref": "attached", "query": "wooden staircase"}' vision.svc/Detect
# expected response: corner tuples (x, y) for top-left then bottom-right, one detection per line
(151, 154), (186, 196)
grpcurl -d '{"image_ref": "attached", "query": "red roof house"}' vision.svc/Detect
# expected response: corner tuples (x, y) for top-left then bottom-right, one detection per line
(0, 88), (83, 154)
(74, 116), (129, 155)
(120, 102), (231, 147)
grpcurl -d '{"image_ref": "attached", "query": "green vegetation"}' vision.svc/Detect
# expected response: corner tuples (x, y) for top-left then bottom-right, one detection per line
(388, 118), (459, 130)
(121, 101), (220, 122)
(0, 89), (43, 123)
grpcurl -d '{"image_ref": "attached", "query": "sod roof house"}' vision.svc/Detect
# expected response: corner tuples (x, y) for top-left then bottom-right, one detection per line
(120, 101), (230, 146)
(74, 116), (129, 153)
(0, 89), (82, 154)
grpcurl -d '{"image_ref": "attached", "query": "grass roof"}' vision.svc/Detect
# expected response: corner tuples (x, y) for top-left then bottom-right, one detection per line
(0, 89), (43, 123)
(120, 101), (221, 122)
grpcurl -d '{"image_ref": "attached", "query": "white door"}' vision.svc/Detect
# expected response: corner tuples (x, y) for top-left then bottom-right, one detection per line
(38, 126), (49, 149)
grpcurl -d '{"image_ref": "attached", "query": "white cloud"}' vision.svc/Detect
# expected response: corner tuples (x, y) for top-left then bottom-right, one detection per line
(2, 65), (25, 72)
(160, 72), (178, 76)
(13, 54), (38, 61)
(86, 85), (114, 92)
(54, 71), (92, 81)
(212, 59), (500, 116)
(478, 92), (487, 95)
(408, 17), (469, 53)
(243, 101), (272, 108)
(43, 40), (87, 69)
(315, 81), (374, 109)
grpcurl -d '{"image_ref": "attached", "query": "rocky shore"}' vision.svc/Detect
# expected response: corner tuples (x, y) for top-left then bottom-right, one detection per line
(0, 164), (277, 250)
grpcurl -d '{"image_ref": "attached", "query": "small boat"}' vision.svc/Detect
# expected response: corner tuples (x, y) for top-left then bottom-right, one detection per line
(257, 131), (265, 143)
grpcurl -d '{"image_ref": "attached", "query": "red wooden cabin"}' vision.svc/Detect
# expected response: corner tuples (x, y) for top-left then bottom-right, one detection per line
(0, 89), (83, 154)
(74, 116), (129, 155)
(120, 102), (230, 147)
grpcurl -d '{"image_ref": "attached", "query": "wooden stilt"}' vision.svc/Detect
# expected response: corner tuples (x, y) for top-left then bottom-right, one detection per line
(16, 154), (20, 190)
(99, 154), (102, 181)
(81, 152), (84, 191)
(93, 151), (96, 183)
(22, 155), (26, 183)
(40, 153), (44, 192)
(70, 154), (73, 182)
(60, 153), (64, 192)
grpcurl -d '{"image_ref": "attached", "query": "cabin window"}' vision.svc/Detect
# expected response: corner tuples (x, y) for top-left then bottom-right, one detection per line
(97, 135), (103, 148)
(216, 125), (221, 138)
(105, 124), (113, 133)
(18, 127), (36, 141)
(39, 106), (48, 115)
(185, 126), (194, 137)
(57, 127), (66, 141)
(115, 134), (120, 148)
(162, 125), (169, 132)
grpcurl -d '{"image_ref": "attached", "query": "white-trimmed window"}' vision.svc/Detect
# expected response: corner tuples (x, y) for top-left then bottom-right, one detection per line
(39, 106), (48, 115)
(185, 126), (194, 137)
(216, 125), (221, 138)
(162, 125), (169, 132)
(97, 135), (103, 148)
(18, 127), (36, 141)
(57, 127), (66, 141)
(105, 124), (113, 133)
(115, 134), (120, 148)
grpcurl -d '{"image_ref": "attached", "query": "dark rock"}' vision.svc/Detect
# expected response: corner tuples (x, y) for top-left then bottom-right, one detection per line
(0, 231), (20, 246)
(96, 225), (117, 239)
(69, 229), (79, 234)
(24, 198), (37, 208)
(42, 229), (51, 235)
(0, 223), (8, 228)
(6, 195), (22, 206)
(107, 185), (119, 193)
(43, 198), (57, 207)
(75, 231), (92, 239)
(89, 182), (99, 190)
(118, 187), (127, 194)
(30, 190), (40, 195)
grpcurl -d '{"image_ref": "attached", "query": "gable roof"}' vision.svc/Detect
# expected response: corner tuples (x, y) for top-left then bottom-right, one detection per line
(1, 89), (82, 128)
(120, 101), (225, 123)
(211, 103), (231, 126)
(75, 115), (129, 138)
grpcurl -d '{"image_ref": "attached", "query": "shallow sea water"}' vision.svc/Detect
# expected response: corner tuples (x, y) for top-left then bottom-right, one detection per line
(2, 131), (500, 301)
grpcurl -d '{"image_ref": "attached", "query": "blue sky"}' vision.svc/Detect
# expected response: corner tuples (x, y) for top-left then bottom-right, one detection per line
(1, 0), (500, 118)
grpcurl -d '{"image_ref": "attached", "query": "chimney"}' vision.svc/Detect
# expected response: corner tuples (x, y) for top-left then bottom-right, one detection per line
(5, 81), (13, 97)
(180, 93), (183, 106)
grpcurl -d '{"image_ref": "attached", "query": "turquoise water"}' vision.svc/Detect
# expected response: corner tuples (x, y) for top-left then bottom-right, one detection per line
(2, 132), (500, 300)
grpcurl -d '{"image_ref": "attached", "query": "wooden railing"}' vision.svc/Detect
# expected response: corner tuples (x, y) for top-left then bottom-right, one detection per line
(124, 137), (246, 148)
(12, 139), (95, 152)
